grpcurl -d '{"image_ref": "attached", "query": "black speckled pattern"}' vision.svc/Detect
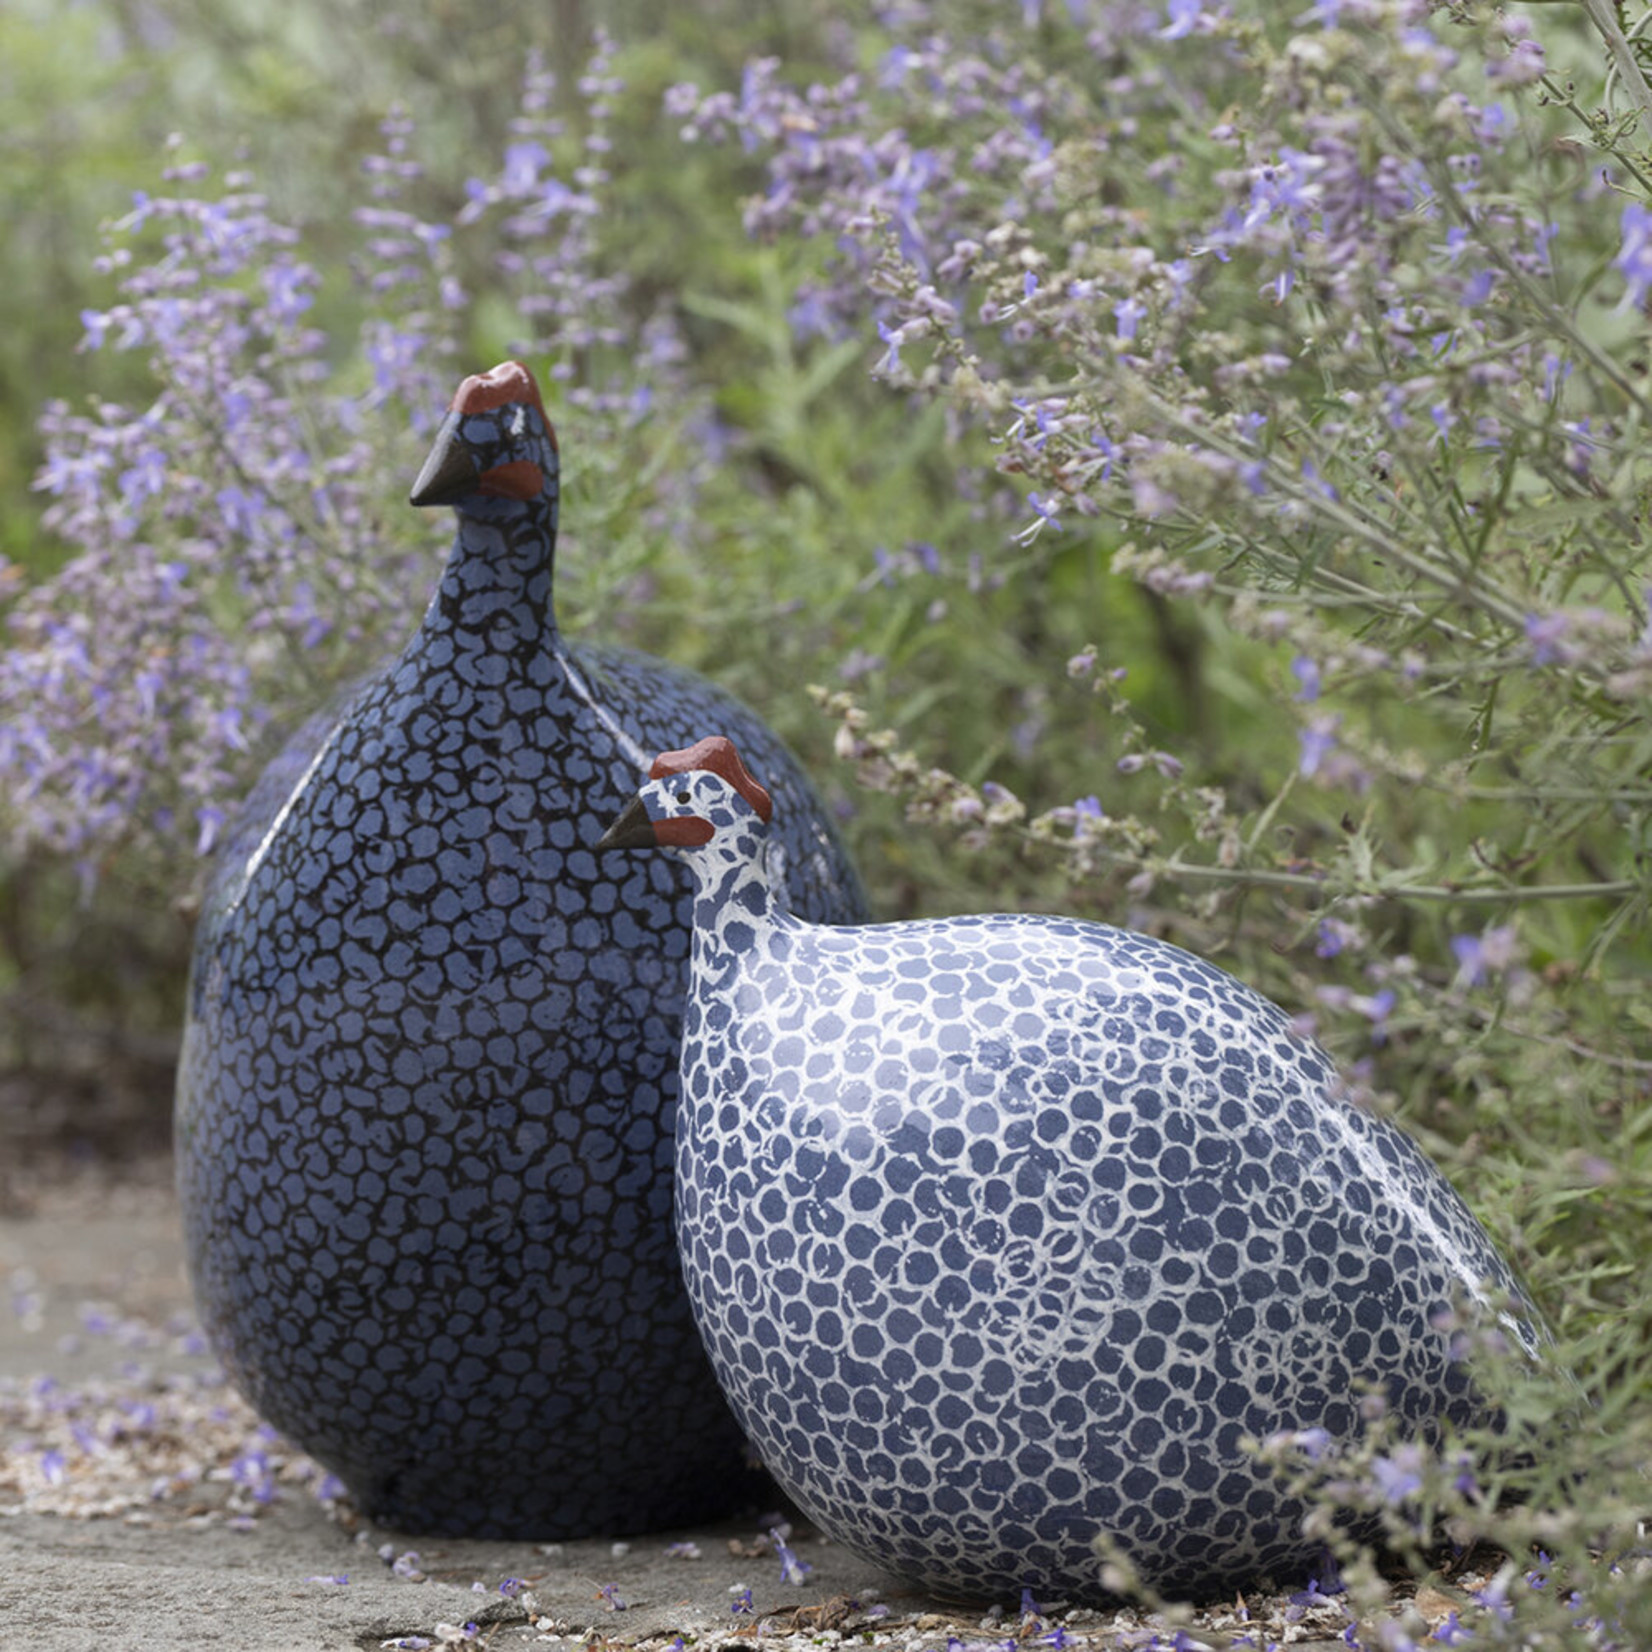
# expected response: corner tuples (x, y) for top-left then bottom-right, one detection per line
(176, 370), (867, 1538)
(609, 757), (1541, 1602)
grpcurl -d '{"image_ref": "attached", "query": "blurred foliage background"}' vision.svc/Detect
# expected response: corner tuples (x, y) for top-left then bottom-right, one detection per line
(0, 0), (847, 1149)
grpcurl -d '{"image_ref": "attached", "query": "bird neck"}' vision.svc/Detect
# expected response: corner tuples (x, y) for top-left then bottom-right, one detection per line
(690, 835), (788, 973)
(428, 493), (560, 647)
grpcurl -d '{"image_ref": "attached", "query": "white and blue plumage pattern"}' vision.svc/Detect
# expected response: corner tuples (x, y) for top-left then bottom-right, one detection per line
(600, 736), (1541, 1603)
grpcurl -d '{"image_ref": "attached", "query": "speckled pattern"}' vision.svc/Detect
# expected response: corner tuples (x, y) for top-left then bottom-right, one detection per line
(175, 365), (866, 1538)
(603, 744), (1540, 1603)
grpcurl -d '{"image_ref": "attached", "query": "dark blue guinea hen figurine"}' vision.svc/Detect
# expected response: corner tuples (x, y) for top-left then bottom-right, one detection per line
(175, 363), (867, 1538)
(599, 737), (1542, 1602)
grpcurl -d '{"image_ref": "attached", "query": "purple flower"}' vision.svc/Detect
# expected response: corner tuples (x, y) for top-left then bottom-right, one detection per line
(1292, 1426), (1333, 1460)
(1298, 714), (1341, 778)
(1450, 924), (1518, 985)
(876, 319), (904, 374)
(1300, 458), (1337, 500)
(1290, 1579), (1330, 1610)
(771, 1527), (814, 1586)
(1460, 266), (1496, 305)
(1114, 295), (1148, 339)
(1523, 611), (1574, 665)
(79, 309), (113, 351)
(195, 805), (226, 857)
(231, 1446), (278, 1504)
(1161, 0), (1205, 38)
(1357, 988), (1396, 1028)
(1488, 23), (1546, 87)
(260, 259), (315, 324)
(729, 1586), (755, 1616)
(1291, 656), (1322, 701)
(1315, 919), (1358, 958)
(501, 141), (549, 193)
(1370, 1445), (1425, 1505)
(1016, 492), (1063, 542)
(1617, 202), (1652, 309)
(1089, 430), (1119, 480)
(1131, 473), (1179, 517)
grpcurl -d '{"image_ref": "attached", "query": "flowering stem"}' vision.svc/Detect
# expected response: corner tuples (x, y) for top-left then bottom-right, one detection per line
(1108, 848), (1641, 905)
(1362, 87), (1652, 418)
(1460, 999), (1652, 1074)
(1120, 382), (1536, 632)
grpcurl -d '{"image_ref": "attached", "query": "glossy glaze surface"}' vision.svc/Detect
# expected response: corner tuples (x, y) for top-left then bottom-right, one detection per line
(176, 366), (867, 1538)
(603, 739), (1539, 1601)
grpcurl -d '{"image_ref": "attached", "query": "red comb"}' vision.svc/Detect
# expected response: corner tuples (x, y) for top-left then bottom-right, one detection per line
(649, 736), (772, 824)
(449, 361), (557, 451)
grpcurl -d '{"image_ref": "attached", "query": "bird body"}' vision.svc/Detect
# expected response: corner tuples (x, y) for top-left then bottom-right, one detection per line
(601, 737), (1538, 1601)
(176, 366), (866, 1538)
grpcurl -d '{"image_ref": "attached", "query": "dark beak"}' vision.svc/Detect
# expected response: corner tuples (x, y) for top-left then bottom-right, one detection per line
(409, 412), (480, 507)
(597, 795), (658, 851)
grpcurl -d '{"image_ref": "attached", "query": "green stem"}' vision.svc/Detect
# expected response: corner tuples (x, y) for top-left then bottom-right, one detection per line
(1130, 383), (1535, 630)
(1056, 832), (1640, 903)
(1582, 0), (1652, 132)
(1163, 858), (1638, 903)
(1426, 783), (1652, 803)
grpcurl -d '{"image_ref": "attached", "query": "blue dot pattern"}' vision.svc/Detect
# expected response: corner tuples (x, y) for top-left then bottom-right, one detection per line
(175, 379), (867, 1538)
(613, 761), (1541, 1602)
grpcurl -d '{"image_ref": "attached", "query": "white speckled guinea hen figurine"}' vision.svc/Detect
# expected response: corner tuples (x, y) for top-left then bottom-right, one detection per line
(175, 364), (866, 1538)
(599, 736), (1542, 1604)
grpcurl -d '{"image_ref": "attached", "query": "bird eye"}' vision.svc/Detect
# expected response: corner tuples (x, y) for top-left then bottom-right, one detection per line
(676, 790), (692, 804)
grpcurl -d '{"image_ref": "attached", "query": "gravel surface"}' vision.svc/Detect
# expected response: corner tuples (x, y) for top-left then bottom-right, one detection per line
(0, 1161), (1481, 1652)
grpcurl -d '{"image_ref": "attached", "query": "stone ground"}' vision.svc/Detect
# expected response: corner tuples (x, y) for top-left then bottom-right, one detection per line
(0, 1160), (1482, 1652)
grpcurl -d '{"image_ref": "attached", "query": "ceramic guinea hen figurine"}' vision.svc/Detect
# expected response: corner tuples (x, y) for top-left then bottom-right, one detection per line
(599, 736), (1542, 1603)
(175, 364), (866, 1538)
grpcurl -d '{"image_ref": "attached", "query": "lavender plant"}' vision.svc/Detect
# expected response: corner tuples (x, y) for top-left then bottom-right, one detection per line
(4, 141), (440, 868)
(669, 6), (1652, 1106)
(661, 0), (1652, 1637)
(671, 0), (1648, 918)
(0, 40), (721, 875)
(0, 33), (772, 1139)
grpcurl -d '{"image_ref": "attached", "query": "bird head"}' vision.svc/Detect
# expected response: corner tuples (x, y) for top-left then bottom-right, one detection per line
(409, 360), (560, 514)
(598, 737), (774, 854)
